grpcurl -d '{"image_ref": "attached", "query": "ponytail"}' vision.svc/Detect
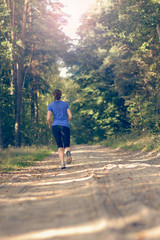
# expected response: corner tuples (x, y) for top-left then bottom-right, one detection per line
(53, 89), (62, 100)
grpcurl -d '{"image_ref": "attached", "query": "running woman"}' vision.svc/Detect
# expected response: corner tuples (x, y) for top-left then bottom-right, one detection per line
(47, 89), (72, 169)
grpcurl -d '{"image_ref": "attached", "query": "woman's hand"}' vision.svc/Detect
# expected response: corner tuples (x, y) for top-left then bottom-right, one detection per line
(67, 108), (72, 122)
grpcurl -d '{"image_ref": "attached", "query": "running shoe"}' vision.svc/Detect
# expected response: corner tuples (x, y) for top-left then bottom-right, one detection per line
(66, 150), (72, 164)
(61, 162), (66, 169)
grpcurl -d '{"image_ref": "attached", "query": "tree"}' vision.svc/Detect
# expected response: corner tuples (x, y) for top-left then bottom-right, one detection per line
(66, 0), (160, 142)
(0, 0), (69, 147)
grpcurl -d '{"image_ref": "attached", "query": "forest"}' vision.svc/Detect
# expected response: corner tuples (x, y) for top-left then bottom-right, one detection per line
(1, 0), (160, 148)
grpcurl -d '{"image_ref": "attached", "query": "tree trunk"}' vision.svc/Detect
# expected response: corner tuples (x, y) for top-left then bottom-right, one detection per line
(0, 109), (2, 148)
(157, 23), (160, 41)
(6, 0), (12, 26)
(34, 84), (38, 123)
(6, 0), (19, 145)
(32, 61), (38, 124)
(29, 5), (39, 124)
(15, 0), (29, 147)
(6, 0), (14, 95)
(15, 62), (23, 146)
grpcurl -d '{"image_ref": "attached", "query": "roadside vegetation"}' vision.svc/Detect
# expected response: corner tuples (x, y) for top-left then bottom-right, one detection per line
(0, 146), (55, 172)
(101, 133), (160, 153)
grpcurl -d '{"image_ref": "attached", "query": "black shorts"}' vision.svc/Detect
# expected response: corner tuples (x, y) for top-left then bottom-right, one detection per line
(52, 125), (70, 148)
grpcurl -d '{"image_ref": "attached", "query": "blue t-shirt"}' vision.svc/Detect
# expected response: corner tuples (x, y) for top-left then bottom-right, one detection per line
(48, 101), (70, 128)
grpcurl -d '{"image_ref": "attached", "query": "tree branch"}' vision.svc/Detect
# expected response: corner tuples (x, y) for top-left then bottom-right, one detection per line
(157, 23), (160, 41)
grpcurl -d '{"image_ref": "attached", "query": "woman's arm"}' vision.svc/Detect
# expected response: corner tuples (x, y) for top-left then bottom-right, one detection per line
(47, 111), (52, 128)
(67, 108), (72, 122)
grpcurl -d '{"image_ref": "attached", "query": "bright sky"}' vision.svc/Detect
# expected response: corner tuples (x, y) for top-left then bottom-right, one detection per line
(60, 0), (97, 39)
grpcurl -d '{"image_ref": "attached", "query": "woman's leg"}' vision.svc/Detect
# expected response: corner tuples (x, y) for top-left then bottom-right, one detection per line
(52, 126), (65, 169)
(60, 126), (72, 164)
(65, 146), (71, 152)
(58, 148), (65, 168)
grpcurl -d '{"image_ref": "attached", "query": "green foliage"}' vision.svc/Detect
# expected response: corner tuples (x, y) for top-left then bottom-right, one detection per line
(1, 0), (160, 147)
(102, 133), (160, 152)
(65, 0), (160, 143)
(0, 0), (70, 147)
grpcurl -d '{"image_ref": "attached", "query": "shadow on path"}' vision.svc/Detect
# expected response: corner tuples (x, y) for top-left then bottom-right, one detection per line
(0, 145), (160, 240)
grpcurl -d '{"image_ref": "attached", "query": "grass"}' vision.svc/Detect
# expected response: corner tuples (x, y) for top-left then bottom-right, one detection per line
(0, 145), (56, 172)
(101, 133), (160, 152)
(2, 134), (160, 173)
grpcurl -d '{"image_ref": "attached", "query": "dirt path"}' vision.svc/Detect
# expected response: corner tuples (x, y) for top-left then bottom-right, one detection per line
(1, 145), (160, 240)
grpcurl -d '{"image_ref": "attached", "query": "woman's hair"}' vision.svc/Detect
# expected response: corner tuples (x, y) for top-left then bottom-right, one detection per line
(53, 89), (62, 100)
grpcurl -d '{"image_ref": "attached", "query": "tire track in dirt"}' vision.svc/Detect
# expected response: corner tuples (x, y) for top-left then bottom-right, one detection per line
(0, 145), (160, 240)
